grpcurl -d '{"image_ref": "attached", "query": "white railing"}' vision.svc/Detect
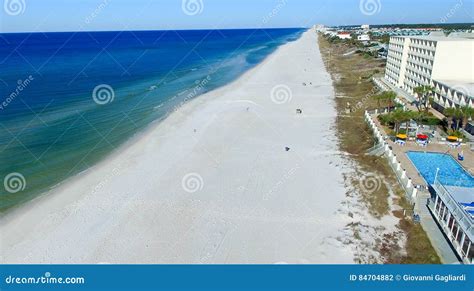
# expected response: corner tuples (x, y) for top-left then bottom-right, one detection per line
(364, 111), (418, 203)
(433, 180), (473, 240)
(372, 77), (390, 92)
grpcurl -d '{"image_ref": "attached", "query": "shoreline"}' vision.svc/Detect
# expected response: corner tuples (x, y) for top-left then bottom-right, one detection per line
(0, 29), (305, 213)
(1, 30), (354, 264)
(1, 31), (299, 216)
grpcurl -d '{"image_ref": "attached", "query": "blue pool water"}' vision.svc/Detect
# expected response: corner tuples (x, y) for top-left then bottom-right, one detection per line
(407, 151), (474, 187)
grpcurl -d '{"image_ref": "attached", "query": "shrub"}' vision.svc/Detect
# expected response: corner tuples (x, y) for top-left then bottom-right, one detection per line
(447, 130), (464, 138)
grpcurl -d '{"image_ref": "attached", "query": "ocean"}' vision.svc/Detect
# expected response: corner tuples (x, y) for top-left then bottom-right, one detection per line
(0, 28), (304, 211)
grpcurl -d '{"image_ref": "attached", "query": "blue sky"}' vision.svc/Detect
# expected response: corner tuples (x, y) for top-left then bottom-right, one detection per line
(1, 0), (473, 33)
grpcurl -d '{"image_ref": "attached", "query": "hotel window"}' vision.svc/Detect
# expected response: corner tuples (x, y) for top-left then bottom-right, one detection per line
(462, 237), (471, 256)
(456, 229), (464, 246)
(435, 198), (441, 212)
(442, 206), (449, 223)
(468, 241), (474, 263)
(451, 219), (459, 239)
(447, 215), (455, 230)
(437, 202), (445, 218)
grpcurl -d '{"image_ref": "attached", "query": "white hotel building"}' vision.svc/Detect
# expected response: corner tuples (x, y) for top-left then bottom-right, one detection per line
(384, 34), (474, 264)
(384, 34), (474, 111)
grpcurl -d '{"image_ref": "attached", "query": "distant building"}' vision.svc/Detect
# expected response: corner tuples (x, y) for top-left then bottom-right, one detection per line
(314, 24), (326, 32)
(384, 34), (474, 111)
(361, 24), (370, 30)
(336, 32), (351, 39)
(357, 34), (370, 42)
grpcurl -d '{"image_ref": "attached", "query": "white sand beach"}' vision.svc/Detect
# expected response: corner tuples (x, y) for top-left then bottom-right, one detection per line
(0, 31), (355, 264)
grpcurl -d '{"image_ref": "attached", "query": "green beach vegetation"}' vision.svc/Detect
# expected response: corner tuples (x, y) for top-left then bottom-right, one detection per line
(413, 85), (435, 112)
(378, 110), (441, 135)
(319, 33), (441, 264)
(443, 106), (474, 137)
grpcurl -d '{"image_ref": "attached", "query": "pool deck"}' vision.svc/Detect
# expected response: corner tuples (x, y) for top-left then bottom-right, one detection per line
(390, 143), (474, 187)
(372, 116), (474, 188)
(370, 113), (473, 264)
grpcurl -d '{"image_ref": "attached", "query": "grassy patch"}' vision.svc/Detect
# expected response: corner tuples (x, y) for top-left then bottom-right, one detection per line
(398, 219), (441, 264)
(318, 34), (441, 264)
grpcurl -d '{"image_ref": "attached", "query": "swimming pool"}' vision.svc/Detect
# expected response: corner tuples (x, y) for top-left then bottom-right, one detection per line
(406, 151), (474, 188)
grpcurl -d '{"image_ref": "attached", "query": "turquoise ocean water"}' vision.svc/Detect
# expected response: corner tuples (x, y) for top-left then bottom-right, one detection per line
(0, 28), (304, 211)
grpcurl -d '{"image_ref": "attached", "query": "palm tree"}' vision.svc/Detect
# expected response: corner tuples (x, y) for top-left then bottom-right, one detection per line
(454, 109), (463, 130)
(373, 93), (384, 109)
(443, 107), (457, 131)
(459, 106), (474, 130)
(412, 111), (425, 131)
(391, 109), (414, 134)
(383, 91), (397, 109)
(402, 110), (417, 135)
(413, 85), (434, 112)
(391, 110), (403, 134)
(372, 91), (397, 110)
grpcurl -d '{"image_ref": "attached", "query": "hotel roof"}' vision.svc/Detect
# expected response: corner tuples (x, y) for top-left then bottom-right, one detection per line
(393, 34), (474, 42)
(446, 186), (474, 220)
(446, 186), (474, 204)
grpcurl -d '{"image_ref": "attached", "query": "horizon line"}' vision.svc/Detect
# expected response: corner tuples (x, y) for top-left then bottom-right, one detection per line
(0, 26), (307, 35)
(1, 21), (473, 35)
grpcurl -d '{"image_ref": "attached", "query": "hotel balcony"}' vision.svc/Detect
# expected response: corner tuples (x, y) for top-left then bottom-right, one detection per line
(407, 65), (431, 79)
(408, 50), (435, 61)
(410, 41), (436, 51)
(429, 179), (474, 264)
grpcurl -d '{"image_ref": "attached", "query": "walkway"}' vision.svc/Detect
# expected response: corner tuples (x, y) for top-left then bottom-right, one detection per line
(416, 192), (461, 264)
